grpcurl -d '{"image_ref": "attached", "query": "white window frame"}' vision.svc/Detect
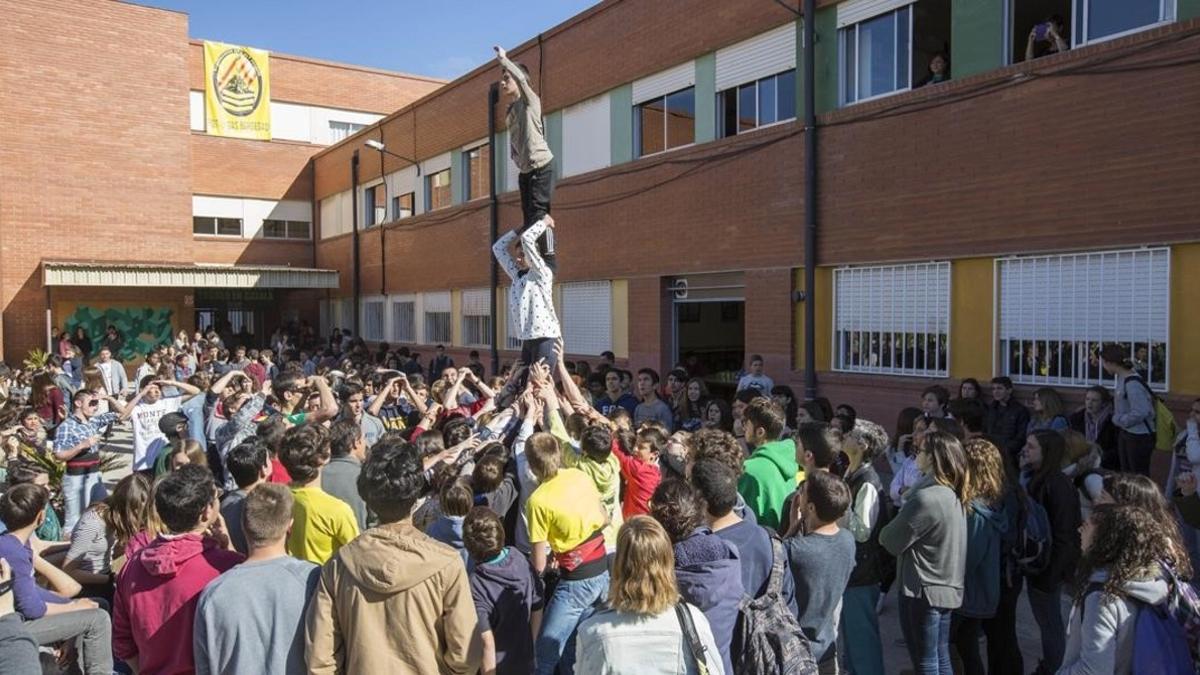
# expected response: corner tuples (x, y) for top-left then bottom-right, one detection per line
(462, 142), (490, 203)
(832, 261), (951, 377)
(362, 181), (387, 228)
(425, 168), (452, 212)
(718, 69), (798, 138)
(993, 247), (1171, 391)
(1073, 0), (1176, 47)
(633, 86), (697, 159)
(838, 5), (914, 107)
(192, 216), (243, 238)
(329, 120), (366, 143)
(421, 291), (452, 345)
(460, 288), (492, 348)
(389, 295), (417, 344)
(361, 297), (386, 342)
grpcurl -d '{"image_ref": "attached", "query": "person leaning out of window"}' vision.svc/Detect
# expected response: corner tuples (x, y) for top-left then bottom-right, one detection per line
(1026, 15), (1069, 61)
(916, 53), (950, 88)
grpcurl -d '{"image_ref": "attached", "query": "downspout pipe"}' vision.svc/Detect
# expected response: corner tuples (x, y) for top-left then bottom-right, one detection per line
(351, 149), (361, 337)
(803, 0), (818, 400)
(488, 83), (501, 377)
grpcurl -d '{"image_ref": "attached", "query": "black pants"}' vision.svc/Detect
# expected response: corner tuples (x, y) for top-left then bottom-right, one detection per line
(1118, 430), (1155, 476)
(983, 572), (1023, 675)
(518, 165), (554, 260)
(950, 613), (985, 675)
(499, 338), (559, 408)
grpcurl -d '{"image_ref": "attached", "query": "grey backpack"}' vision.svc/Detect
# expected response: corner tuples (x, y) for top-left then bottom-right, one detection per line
(733, 535), (818, 675)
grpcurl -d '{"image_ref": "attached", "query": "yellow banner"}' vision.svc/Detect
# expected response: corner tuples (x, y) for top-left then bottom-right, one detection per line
(204, 41), (270, 140)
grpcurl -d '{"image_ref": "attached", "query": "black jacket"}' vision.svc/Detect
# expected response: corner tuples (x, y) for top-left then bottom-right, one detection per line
(1028, 470), (1081, 592)
(1068, 409), (1119, 471)
(986, 400), (1031, 460)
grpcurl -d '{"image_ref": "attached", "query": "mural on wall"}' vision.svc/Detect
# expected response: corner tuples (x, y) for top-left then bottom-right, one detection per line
(63, 306), (174, 362)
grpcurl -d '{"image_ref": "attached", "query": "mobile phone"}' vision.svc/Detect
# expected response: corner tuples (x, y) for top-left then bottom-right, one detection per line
(1034, 22), (1049, 40)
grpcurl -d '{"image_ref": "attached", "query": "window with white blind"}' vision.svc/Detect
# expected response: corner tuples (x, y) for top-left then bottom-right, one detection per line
(329, 121), (365, 143)
(422, 292), (452, 344)
(361, 299), (385, 341)
(391, 298), (416, 343)
(560, 281), (613, 356)
(499, 286), (523, 350)
(833, 262), (950, 376)
(996, 248), (1170, 391)
(460, 288), (492, 347)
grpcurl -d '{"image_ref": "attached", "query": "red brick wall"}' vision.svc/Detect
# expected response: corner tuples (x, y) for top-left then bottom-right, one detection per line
(0, 0), (194, 358)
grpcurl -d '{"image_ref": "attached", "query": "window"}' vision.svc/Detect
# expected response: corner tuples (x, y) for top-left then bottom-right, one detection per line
(841, 6), (912, 105)
(460, 288), (492, 347)
(560, 281), (613, 356)
(996, 248), (1169, 390)
(634, 87), (695, 157)
(192, 216), (242, 236)
(426, 169), (452, 211)
(1075, 0), (1174, 44)
(391, 298), (416, 343)
(464, 145), (490, 201)
(834, 262), (950, 377)
(262, 219), (311, 240)
(362, 300), (385, 341)
(364, 184), (386, 227)
(391, 192), (414, 220)
(329, 121), (365, 143)
(422, 292), (452, 344)
(718, 70), (797, 138)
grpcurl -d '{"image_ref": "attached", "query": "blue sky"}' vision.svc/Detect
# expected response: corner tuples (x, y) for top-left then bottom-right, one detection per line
(143, 0), (600, 80)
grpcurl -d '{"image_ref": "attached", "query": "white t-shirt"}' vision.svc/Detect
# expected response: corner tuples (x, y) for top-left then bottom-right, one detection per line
(736, 374), (775, 393)
(131, 397), (182, 470)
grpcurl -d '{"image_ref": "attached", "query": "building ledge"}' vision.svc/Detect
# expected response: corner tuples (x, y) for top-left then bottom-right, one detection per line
(42, 261), (338, 289)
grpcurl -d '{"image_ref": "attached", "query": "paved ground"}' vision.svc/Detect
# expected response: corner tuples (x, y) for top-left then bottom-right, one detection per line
(97, 427), (1060, 673)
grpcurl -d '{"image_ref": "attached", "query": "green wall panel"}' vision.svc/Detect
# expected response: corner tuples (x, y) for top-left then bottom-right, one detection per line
(609, 84), (633, 166)
(952, 0), (1005, 78)
(694, 52), (716, 144)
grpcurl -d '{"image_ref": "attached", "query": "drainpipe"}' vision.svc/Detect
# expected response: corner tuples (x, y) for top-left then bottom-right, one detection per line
(803, 0), (818, 400)
(488, 83), (500, 377)
(351, 149), (361, 337)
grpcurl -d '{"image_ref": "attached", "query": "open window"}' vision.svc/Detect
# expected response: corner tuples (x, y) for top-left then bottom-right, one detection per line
(838, 0), (950, 106)
(1010, 0), (1176, 62)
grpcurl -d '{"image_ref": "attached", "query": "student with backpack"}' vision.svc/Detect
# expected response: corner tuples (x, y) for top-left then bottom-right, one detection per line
(1102, 344), (1160, 477)
(839, 422), (889, 675)
(879, 431), (969, 675)
(952, 438), (1013, 675)
(1059, 503), (1183, 674)
(1019, 430), (1082, 674)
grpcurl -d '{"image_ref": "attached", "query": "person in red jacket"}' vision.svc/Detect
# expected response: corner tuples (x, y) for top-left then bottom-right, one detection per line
(113, 465), (243, 674)
(612, 426), (665, 519)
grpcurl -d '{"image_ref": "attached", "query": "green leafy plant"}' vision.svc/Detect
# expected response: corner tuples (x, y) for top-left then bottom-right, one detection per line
(23, 348), (50, 371)
(18, 446), (128, 492)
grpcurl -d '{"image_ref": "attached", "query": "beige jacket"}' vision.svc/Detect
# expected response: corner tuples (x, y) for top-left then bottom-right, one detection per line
(305, 521), (481, 674)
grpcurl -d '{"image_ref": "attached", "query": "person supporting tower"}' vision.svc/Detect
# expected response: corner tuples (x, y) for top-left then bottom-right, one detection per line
(492, 215), (560, 372)
(494, 45), (555, 265)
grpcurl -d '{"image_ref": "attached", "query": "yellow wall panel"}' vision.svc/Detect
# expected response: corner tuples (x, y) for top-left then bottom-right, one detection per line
(1171, 243), (1200, 395)
(611, 279), (629, 359)
(950, 258), (995, 380)
(793, 267), (833, 370)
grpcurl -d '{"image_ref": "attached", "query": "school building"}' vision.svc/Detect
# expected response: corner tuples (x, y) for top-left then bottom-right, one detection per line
(308, 0), (1200, 422)
(0, 0), (442, 364)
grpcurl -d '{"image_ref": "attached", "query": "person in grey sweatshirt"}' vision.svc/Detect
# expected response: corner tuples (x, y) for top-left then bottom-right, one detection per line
(194, 484), (320, 675)
(1101, 343), (1157, 476)
(880, 431), (968, 675)
(1060, 502), (1176, 675)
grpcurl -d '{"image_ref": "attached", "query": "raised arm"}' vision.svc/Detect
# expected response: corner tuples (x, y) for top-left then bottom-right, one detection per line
(209, 369), (244, 397)
(494, 46), (541, 113)
(491, 230), (520, 282)
(520, 217), (553, 282)
(161, 379), (202, 402)
(118, 385), (152, 422)
(308, 376), (340, 424)
(368, 375), (404, 417)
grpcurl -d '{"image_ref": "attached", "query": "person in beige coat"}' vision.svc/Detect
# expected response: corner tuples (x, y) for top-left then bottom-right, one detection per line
(305, 437), (481, 674)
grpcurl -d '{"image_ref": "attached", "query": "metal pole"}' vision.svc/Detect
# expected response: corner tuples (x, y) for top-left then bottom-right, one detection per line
(488, 83), (500, 377)
(351, 149), (361, 338)
(803, 0), (818, 401)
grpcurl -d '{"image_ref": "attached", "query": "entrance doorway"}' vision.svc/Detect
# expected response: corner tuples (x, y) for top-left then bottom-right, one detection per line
(670, 272), (745, 400)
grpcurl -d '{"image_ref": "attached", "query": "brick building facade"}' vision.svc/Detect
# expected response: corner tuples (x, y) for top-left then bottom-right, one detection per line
(0, 0), (441, 362)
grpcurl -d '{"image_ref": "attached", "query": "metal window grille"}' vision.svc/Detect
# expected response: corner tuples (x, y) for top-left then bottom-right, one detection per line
(996, 247), (1170, 391)
(422, 292), (452, 344)
(561, 281), (612, 356)
(391, 299), (416, 343)
(460, 288), (492, 347)
(833, 262), (950, 377)
(362, 300), (385, 341)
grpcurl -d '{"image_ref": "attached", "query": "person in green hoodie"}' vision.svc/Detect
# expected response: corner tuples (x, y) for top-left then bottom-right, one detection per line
(737, 398), (797, 531)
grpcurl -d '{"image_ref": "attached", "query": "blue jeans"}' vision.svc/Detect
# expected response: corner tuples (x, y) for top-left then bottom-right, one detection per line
(840, 585), (884, 675)
(535, 571), (608, 675)
(63, 471), (106, 534)
(1027, 584), (1066, 674)
(899, 593), (952, 675)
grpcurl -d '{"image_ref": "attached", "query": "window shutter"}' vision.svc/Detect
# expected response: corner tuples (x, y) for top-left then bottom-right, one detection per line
(560, 281), (612, 356)
(715, 23), (797, 92)
(562, 95), (612, 178)
(632, 61), (696, 104)
(837, 0), (917, 28)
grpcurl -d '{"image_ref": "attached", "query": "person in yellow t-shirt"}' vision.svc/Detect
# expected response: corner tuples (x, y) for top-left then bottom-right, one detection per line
(278, 424), (359, 564)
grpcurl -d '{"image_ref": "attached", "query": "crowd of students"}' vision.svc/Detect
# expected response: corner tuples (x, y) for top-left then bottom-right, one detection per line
(0, 328), (1196, 674)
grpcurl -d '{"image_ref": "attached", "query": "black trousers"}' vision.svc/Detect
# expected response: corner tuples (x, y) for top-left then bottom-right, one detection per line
(1118, 430), (1155, 476)
(518, 165), (554, 260)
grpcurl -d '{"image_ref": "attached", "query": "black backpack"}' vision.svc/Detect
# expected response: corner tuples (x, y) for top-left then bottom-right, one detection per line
(732, 535), (818, 675)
